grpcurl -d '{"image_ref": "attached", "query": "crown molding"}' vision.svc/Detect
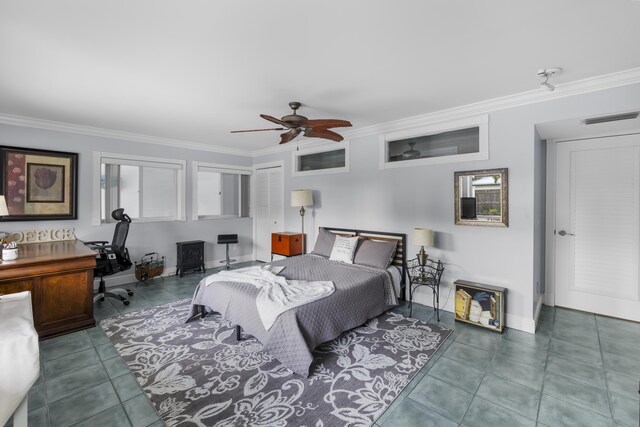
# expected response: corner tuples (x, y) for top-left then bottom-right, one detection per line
(0, 113), (252, 157)
(252, 67), (640, 157)
(2, 67), (640, 159)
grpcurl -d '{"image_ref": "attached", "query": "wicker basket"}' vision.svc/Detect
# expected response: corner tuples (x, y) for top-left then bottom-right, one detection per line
(135, 252), (165, 284)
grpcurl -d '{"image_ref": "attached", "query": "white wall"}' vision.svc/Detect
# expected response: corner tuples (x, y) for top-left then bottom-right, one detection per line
(0, 123), (254, 282)
(255, 82), (640, 332)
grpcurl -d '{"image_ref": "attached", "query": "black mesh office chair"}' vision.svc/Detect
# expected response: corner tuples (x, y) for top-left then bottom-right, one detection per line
(85, 208), (134, 306)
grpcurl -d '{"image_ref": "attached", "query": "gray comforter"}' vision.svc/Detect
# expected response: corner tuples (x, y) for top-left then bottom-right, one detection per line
(187, 254), (398, 376)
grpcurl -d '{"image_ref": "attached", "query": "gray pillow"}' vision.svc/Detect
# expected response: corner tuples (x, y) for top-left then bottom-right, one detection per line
(311, 227), (337, 257)
(353, 239), (398, 269)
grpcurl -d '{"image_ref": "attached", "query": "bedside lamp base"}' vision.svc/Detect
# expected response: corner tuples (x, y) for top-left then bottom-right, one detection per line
(417, 246), (428, 266)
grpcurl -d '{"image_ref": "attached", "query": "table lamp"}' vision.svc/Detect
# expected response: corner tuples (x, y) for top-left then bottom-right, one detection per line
(412, 228), (434, 266)
(291, 189), (313, 235)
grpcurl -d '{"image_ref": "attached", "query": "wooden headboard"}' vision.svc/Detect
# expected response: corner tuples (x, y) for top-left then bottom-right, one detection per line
(324, 227), (407, 293)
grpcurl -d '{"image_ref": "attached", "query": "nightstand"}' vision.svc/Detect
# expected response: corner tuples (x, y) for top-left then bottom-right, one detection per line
(271, 232), (304, 261)
(407, 257), (445, 320)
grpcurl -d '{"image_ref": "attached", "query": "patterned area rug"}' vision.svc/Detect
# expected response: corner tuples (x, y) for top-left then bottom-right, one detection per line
(101, 300), (452, 427)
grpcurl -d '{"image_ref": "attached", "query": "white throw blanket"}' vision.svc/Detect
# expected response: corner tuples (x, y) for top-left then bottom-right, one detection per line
(204, 265), (334, 330)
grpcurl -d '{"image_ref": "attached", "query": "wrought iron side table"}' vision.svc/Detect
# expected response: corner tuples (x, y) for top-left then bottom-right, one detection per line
(407, 257), (445, 320)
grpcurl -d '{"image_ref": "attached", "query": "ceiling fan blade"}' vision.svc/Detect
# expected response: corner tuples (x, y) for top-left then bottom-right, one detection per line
(279, 129), (301, 144)
(305, 119), (352, 129)
(260, 114), (290, 127)
(230, 127), (286, 133)
(303, 128), (344, 142)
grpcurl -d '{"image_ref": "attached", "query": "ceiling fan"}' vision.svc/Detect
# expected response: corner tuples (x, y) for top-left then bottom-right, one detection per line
(231, 102), (352, 144)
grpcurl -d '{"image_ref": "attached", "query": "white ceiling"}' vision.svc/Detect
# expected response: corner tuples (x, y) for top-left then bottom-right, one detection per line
(1, 1), (639, 152)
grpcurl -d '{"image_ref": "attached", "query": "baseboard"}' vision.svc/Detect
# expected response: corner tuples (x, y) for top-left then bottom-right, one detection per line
(412, 285), (536, 334)
(505, 313), (536, 334)
(100, 255), (255, 289)
(533, 294), (544, 326)
(102, 260), (537, 334)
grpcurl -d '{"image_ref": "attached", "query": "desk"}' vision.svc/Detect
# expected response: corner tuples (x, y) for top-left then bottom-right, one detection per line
(0, 240), (97, 340)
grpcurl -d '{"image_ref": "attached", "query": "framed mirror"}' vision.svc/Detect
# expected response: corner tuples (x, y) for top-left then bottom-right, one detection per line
(454, 168), (508, 227)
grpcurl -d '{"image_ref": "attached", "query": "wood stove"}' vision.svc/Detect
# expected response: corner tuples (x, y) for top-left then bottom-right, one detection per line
(176, 240), (205, 277)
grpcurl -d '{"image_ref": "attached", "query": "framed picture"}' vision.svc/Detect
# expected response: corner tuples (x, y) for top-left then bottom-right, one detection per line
(0, 146), (78, 221)
(454, 279), (506, 333)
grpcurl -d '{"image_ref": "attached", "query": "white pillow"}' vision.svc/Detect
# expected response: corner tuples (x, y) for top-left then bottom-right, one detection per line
(329, 235), (359, 264)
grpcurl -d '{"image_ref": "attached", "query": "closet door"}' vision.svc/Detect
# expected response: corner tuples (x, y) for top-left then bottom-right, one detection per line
(555, 133), (640, 321)
(255, 166), (283, 262)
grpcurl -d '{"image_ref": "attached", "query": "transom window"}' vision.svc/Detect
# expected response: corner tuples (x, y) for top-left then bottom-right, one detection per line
(380, 115), (489, 169)
(292, 143), (350, 177)
(387, 128), (480, 162)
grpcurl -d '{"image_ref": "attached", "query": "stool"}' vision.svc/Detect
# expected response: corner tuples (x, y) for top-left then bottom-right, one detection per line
(217, 234), (238, 269)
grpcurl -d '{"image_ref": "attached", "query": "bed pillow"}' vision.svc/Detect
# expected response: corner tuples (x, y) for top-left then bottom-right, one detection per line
(311, 227), (337, 257)
(353, 239), (398, 269)
(329, 235), (360, 264)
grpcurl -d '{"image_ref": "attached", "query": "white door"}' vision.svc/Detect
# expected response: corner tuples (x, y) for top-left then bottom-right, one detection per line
(255, 166), (283, 262)
(555, 133), (640, 321)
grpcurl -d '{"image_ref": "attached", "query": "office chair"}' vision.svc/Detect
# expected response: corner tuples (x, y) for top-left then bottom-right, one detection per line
(85, 208), (134, 306)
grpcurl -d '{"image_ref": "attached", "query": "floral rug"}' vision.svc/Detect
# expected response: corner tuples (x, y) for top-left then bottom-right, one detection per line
(101, 300), (452, 427)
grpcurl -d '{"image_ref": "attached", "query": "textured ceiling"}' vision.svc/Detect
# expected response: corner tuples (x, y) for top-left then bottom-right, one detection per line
(1, 0), (639, 151)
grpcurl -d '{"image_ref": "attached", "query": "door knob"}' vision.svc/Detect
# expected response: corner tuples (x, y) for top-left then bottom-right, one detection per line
(558, 230), (575, 236)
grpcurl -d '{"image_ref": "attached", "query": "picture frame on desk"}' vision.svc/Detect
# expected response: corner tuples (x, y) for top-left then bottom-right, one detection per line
(0, 146), (78, 221)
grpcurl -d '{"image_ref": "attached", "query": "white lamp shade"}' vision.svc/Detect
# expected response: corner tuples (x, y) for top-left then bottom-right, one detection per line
(291, 189), (313, 207)
(0, 196), (8, 216)
(412, 228), (434, 247)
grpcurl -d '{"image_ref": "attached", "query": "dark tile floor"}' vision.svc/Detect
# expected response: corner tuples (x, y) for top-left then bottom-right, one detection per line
(6, 263), (640, 427)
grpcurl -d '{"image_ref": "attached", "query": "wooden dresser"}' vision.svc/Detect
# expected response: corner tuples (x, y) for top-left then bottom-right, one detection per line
(0, 240), (97, 340)
(271, 232), (304, 259)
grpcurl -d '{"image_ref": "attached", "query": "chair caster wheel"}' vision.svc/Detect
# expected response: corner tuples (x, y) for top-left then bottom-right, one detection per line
(127, 291), (134, 296)
(123, 300), (130, 306)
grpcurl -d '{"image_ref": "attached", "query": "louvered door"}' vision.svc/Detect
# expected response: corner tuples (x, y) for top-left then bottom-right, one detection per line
(255, 166), (283, 262)
(555, 133), (640, 321)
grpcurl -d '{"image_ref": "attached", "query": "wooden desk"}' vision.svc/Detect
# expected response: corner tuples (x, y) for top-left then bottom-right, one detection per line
(0, 240), (97, 340)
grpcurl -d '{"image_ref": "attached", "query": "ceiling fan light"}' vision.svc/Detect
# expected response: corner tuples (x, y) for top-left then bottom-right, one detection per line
(537, 67), (562, 92)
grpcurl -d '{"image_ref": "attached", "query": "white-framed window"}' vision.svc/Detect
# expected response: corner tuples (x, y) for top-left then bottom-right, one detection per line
(379, 115), (489, 169)
(93, 152), (186, 225)
(192, 162), (252, 220)
(291, 141), (350, 177)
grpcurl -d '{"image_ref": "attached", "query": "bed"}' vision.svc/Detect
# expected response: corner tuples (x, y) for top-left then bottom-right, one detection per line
(187, 228), (406, 377)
